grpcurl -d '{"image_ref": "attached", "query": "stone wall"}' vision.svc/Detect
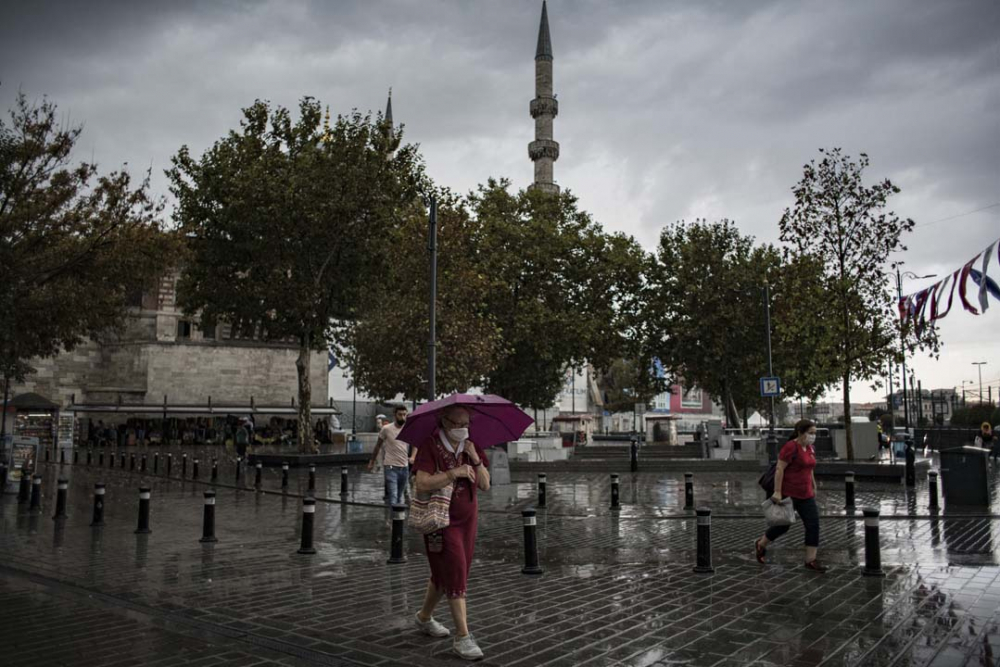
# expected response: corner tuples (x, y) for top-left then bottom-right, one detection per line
(11, 340), (328, 409)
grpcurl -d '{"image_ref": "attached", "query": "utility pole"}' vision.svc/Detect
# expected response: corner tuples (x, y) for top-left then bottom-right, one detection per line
(763, 284), (777, 461)
(972, 362), (986, 406)
(896, 269), (937, 432)
(427, 196), (438, 402)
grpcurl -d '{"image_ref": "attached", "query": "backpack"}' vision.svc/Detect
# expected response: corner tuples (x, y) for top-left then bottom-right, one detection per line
(758, 444), (798, 497)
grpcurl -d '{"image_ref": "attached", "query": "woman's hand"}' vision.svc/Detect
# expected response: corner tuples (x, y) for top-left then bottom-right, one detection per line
(465, 443), (481, 466)
(770, 493), (782, 504)
(450, 464), (475, 481)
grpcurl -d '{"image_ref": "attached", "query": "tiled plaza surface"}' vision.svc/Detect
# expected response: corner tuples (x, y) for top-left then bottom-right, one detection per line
(1, 453), (998, 666)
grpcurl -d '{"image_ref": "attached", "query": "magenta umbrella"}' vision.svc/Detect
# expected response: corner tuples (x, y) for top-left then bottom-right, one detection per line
(397, 393), (534, 448)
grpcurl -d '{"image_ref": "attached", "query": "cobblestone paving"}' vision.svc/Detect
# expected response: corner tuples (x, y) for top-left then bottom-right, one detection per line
(1, 459), (998, 666)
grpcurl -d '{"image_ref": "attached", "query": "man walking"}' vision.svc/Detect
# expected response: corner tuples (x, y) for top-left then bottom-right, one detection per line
(368, 406), (416, 506)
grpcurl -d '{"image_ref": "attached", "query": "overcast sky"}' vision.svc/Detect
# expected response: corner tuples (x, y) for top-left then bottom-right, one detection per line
(3, 0), (998, 404)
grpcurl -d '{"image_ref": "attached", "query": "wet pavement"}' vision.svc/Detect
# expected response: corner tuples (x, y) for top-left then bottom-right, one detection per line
(0, 452), (998, 666)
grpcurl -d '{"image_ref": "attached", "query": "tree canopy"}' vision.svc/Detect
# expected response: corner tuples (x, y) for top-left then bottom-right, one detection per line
(168, 97), (426, 451)
(779, 148), (938, 458)
(0, 93), (176, 386)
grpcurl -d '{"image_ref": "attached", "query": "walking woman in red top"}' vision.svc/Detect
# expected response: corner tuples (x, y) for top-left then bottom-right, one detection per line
(755, 419), (828, 572)
(411, 406), (491, 661)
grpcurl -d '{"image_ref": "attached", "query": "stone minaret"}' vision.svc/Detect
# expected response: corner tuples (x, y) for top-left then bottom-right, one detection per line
(529, 1), (559, 194)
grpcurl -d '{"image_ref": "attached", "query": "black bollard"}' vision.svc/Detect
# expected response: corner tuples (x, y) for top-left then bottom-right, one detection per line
(99, 451), (104, 467)
(340, 466), (348, 496)
(73, 450), (79, 465)
(281, 462), (289, 490)
(120, 452), (125, 469)
(904, 441), (916, 488)
(684, 472), (695, 510)
(211, 458), (218, 482)
(297, 497), (317, 555)
(135, 487), (151, 534)
(53, 479), (69, 520)
(308, 464), (316, 493)
(45, 448), (50, 463)
(235, 457), (241, 484)
(200, 491), (217, 543)
(928, 471), (939, 511)
(18, 472), (31, 503)
(862, 507), (885, 577)
(60, 449), (65, 465)
(153, 452), (159, 474)
(181, 454), (188, 479)
(537, 473), (547, 508)
(387, 504), (407, 564)
(90, 483), (106, 527)
(130, 453), (136, 471)
(255, 462), (263, 489)
(141, 454), (147, 473)
(521, 508), (543, 575)
(29, 475), (43, 512)
(87, 450), (92, 466)
(845, 471), (856, 510)
(192, 458), (199, 480)
(693, 507), (715, 573)
(610, 473), (620, 511)
(630, 436), (639, 473)
(167, 453), (173, 477)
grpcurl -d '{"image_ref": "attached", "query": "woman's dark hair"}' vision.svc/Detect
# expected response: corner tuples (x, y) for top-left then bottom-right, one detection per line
(794, 419), (816, 436)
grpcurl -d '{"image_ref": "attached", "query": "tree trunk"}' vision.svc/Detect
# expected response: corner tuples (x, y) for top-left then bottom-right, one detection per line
(296, 337), (316, 454)
(842, 371), (854, 460)
(723, 381), (739, 429)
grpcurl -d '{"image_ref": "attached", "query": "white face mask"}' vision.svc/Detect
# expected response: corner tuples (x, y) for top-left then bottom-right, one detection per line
(448, 427), (469, 442)
(804, 433), (816, 445)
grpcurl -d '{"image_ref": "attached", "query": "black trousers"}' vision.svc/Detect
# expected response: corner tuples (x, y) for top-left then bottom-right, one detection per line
(765, 496), (820, 548)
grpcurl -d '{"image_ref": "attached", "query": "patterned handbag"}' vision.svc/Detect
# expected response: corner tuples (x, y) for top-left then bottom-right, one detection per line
(409, 481), (453, 534)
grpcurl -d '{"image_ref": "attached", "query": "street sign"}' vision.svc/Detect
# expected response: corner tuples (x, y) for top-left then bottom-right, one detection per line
(760, 377), (781, 397)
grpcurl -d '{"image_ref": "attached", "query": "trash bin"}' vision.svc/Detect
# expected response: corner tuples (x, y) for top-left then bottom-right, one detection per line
(347, 436), (363, 454)
(938, 446), (990, 506)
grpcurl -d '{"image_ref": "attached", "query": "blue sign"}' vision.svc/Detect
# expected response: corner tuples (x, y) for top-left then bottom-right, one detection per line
(760, 377), (781, 397)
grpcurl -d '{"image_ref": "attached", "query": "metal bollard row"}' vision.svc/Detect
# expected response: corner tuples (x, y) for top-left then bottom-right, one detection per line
(298, 497), (317, 554)
(928, 471), (939, 511)
(693, 507), (714, 573)
(610, 474), (620, 511)
(200, 491), (217, 543)
(135, 487), (152, 534)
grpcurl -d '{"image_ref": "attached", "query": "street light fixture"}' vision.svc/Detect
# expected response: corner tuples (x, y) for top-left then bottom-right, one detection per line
(972, 362), (987, 405)
(895, 269), (937, 431)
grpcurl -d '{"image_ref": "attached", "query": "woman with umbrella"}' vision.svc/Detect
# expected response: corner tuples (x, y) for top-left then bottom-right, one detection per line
(403, 395), (532, 661)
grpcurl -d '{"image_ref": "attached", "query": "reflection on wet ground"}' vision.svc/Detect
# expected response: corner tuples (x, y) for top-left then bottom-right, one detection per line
(0, 454), (997, 666)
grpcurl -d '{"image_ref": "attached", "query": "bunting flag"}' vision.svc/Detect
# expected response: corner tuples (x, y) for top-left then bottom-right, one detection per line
(898, 235), (1000, 332)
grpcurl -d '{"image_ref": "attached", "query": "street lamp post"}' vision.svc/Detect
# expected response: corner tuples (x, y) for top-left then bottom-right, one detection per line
(427, 196), (438, 402)
(895, 268), (937, 431)
(763, 283), (778, 461)
(972, 362), (987, 406)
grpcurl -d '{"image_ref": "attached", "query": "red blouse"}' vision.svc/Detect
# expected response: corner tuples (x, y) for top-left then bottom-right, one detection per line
(778, 439), (816, 500)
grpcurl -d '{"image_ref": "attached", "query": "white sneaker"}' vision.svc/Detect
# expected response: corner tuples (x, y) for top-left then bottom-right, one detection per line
(414, 613), (450, 638)
(453, 633), (484, 661)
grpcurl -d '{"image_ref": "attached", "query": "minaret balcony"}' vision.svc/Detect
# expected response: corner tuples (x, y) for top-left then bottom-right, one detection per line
(530, 96), (559, 118)
(528, 139), (560, 161)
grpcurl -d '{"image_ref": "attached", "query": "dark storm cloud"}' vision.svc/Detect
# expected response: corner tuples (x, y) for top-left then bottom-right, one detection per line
(2, 0), (998, 396)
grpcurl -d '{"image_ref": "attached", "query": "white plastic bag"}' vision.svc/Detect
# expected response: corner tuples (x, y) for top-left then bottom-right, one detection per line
(762, 498), (794, 527)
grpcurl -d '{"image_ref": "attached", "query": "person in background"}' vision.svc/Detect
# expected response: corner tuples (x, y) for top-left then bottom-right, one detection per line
(368, 406), (414, 506)
(974, 422), (998, 464)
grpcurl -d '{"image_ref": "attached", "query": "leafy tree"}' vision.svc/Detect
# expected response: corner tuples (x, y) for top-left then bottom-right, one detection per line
(647, 219), (832, 427)
(0, 93), (176, 397)
(869, 406), (888, 422)
(470, 180), (649, 410)
(168, 98), (424, 452)
(337, 191), (503, 401)
(779, 148), (939, 459)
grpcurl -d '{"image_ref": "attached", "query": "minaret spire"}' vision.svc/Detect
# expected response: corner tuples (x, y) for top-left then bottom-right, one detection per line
(529, 1), (559, 194)
(385, 87), (393, 127)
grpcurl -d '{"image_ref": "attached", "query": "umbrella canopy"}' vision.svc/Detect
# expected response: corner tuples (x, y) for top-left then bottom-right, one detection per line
(397, 393), (534, 449)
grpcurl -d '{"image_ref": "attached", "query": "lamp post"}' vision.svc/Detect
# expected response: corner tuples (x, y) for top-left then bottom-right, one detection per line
(895, 269), (936, 431)
(972, 362), (986, 406)
(427, 195), (437, 402)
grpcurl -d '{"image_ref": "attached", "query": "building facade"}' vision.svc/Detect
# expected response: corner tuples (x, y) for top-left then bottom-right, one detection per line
(10, 270), (328, 411)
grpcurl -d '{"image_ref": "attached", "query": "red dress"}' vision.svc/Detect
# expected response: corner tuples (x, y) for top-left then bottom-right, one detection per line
(778, 439), (816, 500)
(412, 431), (489, 599)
